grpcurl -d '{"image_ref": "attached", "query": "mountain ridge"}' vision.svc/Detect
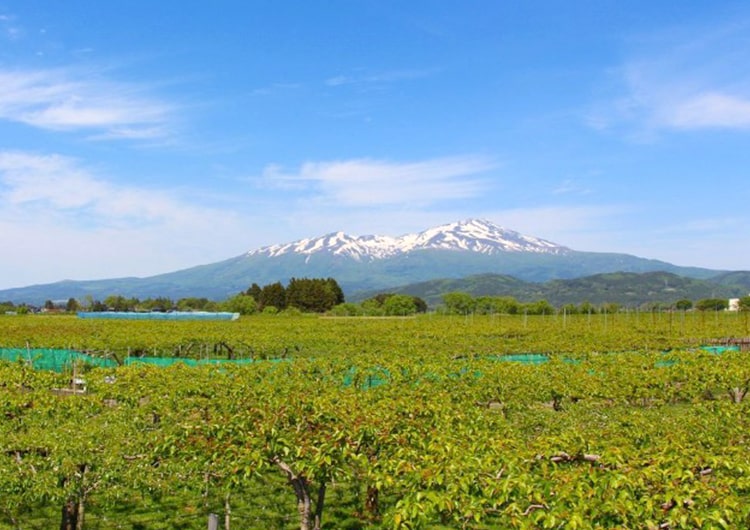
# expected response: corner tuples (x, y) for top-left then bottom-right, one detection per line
(247, 219), (570, 261)
(0, 218), (737, 305)
(354, 271), (750, 308)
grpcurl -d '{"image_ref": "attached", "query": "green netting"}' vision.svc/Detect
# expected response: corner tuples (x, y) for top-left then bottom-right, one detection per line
(0, 348), (116, 372)
(342, 367), (390, 389)
(77, 311), (240, 320)
(655, 359), (678, 368)
(0, 348), (262, 373)
(486, 353), (550, 364)
(700, 345), (740, 354)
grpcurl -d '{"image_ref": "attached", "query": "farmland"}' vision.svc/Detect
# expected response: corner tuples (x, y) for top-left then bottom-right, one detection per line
(2, 311), (750, 529)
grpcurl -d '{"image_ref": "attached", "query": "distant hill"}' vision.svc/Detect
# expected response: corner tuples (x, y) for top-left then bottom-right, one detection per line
(0, 219), (732, 305)
(709, 271), (750, 291)
(353, 271), (747, 308)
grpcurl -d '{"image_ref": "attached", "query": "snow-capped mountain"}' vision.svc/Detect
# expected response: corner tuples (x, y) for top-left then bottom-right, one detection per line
(0, 219), (726, 305)
(247, 219), (570, 261)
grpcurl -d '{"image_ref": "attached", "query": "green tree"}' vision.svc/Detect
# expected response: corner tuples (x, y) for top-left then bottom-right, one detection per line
(286, 278), (342, 313)
(103, 295), (138, 312)
(475, 295), (518, 315)
(383, 294), (417, 316)
(738, 296), (750, 312)
(326, 277), (345, 306)
(360, 299), (385, 316)
(364, 293), (426, 314)
(138, 297), (173, 312)
(695, 298), (728, 311)
(222, 294), (257, 315)
(176, 297), (213, 311)
(674, 298), (693, 311)
(245, 282), (262, 300)
(442, 292), (476, 315)
(328, 303), (363, 316)
(260, 282), (287, 310)
(560, 303), (579, 315)
(412, 296), (428, 313)
(65, 298), (80, 313)
(600, 302), (621, 314)
(523, 299), (555, 315)
(579, 301), (597, 314)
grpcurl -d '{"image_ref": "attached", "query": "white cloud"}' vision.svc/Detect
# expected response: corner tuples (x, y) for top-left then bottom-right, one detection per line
(664, 92), (750, 129)
(0, 151), (183, 225)
(595, 18), (750, 133)
(325, 68), (438, 87)
(0, 68), (175, 139)
(483, 205), (628, 247)
(0, 151), (253, 287)
(0, 13), (22, 40)
(263, 155), (497, 207)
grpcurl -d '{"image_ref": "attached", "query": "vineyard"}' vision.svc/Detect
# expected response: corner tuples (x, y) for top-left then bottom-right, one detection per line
(2, 311), (750, 529)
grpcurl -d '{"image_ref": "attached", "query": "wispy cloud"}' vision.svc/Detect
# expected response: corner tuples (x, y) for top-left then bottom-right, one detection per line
(0, 151), (251, 284)
(262, 155), (497, 207)
(0, 151), (191, 227)
(552, 179), (592, 196)
(325, 68), (437, 87)
(661, 92), (750, 129)
(593, 18), (750, 134)
(0, 13), (22, 40)
(0, 68), (176, 139)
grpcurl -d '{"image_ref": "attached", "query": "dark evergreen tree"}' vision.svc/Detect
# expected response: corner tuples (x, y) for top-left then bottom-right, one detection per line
(286, 277), (342, 312)
(246, 283), (262, 300)
(412, 296), (428, 313)
(260, 282), (287, 310)
(326, 278), (345, 305)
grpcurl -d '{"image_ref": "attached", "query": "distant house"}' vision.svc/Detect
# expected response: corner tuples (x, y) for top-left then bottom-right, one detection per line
(728, 295), (750, 311)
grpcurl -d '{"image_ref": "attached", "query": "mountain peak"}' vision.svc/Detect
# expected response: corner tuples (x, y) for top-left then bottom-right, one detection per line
(247, 219), (570, 261)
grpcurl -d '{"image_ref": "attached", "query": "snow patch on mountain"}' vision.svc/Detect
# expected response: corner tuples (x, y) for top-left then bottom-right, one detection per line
(246, 219), (570, 261)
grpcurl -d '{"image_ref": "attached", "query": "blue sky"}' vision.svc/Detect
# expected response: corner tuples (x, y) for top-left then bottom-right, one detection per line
(1, 1), (749, 289)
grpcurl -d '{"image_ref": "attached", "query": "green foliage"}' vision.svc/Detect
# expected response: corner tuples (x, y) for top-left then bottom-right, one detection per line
(138, 296), (174, 312)
(696, 298), (729, 311)
(522, 299), (555, 315)
(175, 297), (216, 311)
(674, 298), (693, 311)
(382, 294), (417, 316)
(3, 313), (750, 527)
(442, 292), (476, 315)
(65, 297), (79, 312)
(221, 293), (257, 315)
(103, 295), (140, 312)
(328, 303), (365, 316)
(349, 293), (427, 316)
(286, 277), (345, 313)
(259, 281), (287, 310)
(475, 295), (519, 314)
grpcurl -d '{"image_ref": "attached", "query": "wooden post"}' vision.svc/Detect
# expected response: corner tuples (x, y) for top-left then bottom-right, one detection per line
(208, 513), (219, 530)
(224, 494), (231, 530)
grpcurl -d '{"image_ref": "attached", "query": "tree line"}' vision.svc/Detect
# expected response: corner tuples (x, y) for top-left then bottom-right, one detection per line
(20, 277), (346, 316)
(3, 288), (748, 318)
(435, 292), (750, 316)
